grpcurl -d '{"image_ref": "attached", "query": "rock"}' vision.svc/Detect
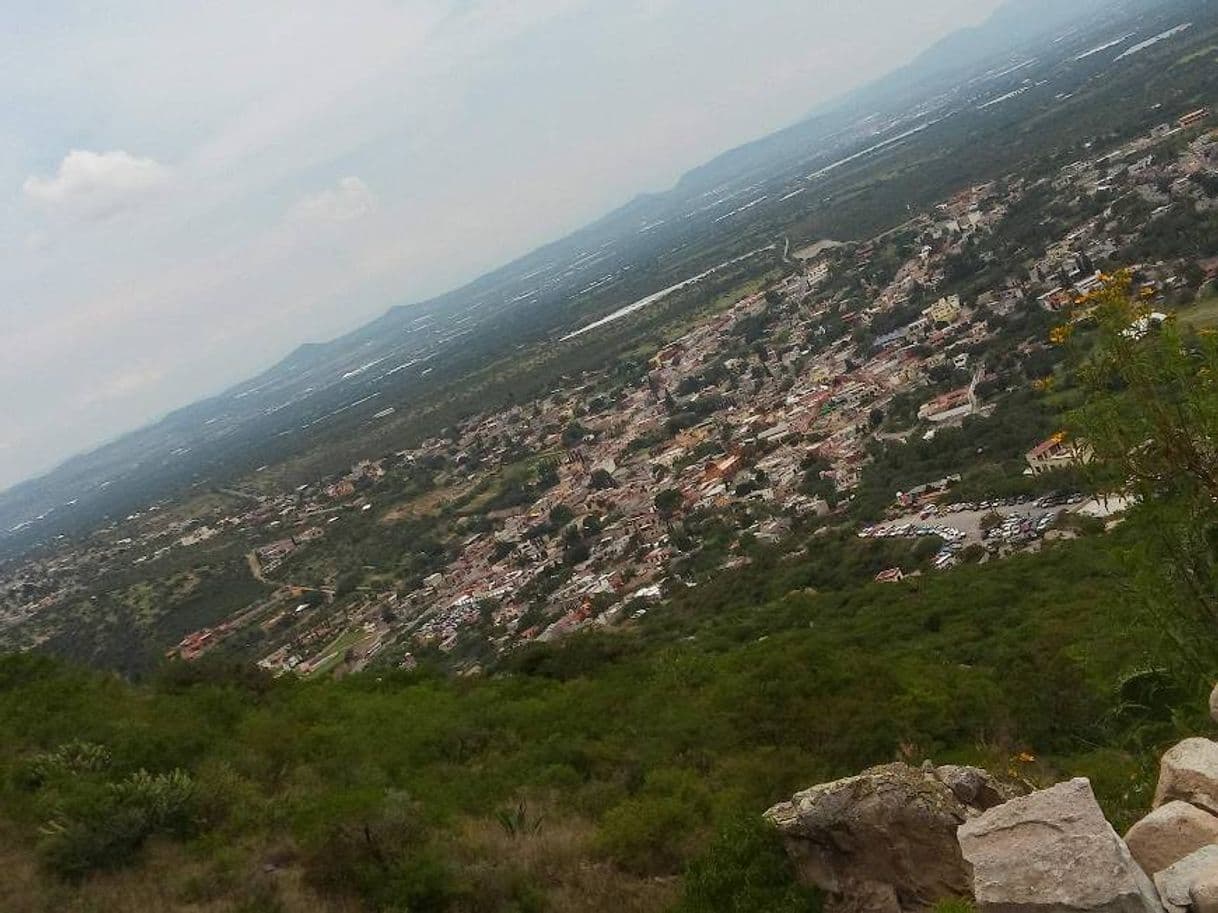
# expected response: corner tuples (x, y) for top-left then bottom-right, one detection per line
(933, 764), (1013, 811)
(1156, 845), (1218, 913)
(1189, 861), (1218, 913)
(765, 762), (1001, 913)
(957, 777), (1163, 913)
(1155, 738), (1218, 815)
(1125, 800), (1218, 875)
(1209, 683), (1218, 726)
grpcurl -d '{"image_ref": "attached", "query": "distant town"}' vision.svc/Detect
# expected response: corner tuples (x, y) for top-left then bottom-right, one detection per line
(4, 104), (1217, 677)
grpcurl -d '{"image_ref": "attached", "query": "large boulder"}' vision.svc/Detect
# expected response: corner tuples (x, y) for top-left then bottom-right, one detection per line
(1189, 859), (1218, 913)
(957, 778), (1163, 913)
(1155, 845), (1218, 913)
(764, 762), (1010, 913)
(1125, 800), (1218, 875)
(1155, 738), (1218, 815)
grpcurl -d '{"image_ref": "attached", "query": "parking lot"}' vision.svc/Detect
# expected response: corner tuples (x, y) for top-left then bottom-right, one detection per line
(858, 493), (1092, 569)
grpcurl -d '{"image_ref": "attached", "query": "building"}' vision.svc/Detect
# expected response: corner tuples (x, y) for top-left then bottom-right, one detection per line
(1025, 433), (1092, 475)
(1179, 108), (1210, 130)
(325, 480), (356, 499)
(918, 387), (973, 424)
(806, 261), (831, 286)
(1036, 287), (1073, 312)
(874, 568), (905, 584)
(257, 538), (297, 562)
(923, 294), (962, 325)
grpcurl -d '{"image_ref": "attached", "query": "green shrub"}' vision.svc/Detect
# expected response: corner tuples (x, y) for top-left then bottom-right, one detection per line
(15, 740), (112, 791)
(302, 790), (456, 910)
(930, 900), (976, 913)
(677, 816), (822, 913)
(38, 768), (198, 879)
(597, 794), (701, 875)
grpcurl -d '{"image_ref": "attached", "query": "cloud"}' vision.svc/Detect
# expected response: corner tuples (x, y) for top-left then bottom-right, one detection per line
(78, 365), (167, 407)
(287, 176), (377, 225)
(22, 149), (171, 220)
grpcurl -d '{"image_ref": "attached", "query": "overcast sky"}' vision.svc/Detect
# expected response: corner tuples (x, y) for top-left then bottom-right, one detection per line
(0, 0), (1004, 491)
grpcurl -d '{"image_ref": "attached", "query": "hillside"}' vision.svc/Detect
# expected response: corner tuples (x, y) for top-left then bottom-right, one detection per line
(0, 524), (1202, 913)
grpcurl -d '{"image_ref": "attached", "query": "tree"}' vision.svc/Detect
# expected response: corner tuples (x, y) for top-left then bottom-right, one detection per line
(589, 468), (617, 490)
(535, 459), (559, 490)
(1068, 274), (1218, 665)
(654, 489), (683, 518)
(960, 544), (986, 564)
(562, 421), (589, 445)
(548, 504), (575, 528)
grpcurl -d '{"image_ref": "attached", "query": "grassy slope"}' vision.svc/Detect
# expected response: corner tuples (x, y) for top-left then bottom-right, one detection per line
(0, 522), (1207, 912)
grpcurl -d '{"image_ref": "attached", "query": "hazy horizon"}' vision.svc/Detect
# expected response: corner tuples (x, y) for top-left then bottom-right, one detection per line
(1, 0), (1005, 492)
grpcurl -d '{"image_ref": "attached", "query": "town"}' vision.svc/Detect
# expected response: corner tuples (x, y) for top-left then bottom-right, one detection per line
(4, 104), (1217, 679)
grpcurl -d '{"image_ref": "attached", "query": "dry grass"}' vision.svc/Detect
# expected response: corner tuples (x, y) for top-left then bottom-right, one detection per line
(0, 826), (359, 913)
(454, 812), (679, 913)
(0, 808), (679, 913)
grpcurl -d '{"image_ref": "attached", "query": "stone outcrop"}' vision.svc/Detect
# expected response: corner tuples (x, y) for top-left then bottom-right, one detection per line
(1189, 861), (1218, 913)
(1125, 800), (1218, 875)
(764, 688), (1218, 913)
(1154, 738), (1218, 815)
(1155, 846), (1218, 913)
(765, 762), (1012, 913)
(957, 778), (1163, 913)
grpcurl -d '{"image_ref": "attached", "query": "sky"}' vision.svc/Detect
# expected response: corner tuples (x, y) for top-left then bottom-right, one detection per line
(0, 0), (1004, 492)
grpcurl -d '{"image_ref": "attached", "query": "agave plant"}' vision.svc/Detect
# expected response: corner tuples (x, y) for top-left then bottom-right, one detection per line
(495, 799), (543, 837)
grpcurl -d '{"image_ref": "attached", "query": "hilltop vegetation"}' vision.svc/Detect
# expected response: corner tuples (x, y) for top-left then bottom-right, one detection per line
(0, 511), (1208, 913)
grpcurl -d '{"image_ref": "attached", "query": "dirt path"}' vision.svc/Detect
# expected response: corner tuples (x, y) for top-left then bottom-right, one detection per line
(246, 550), (268, 584)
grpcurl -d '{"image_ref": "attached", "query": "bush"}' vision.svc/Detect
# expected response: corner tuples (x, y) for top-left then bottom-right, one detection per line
(677, 816), (822, 913)
(15, 740), (112, 791)
(931, 901), (976, 913)
(302, 790), (456, 910)
(39, 768), (198, 879)
(597, 794), (701, 875)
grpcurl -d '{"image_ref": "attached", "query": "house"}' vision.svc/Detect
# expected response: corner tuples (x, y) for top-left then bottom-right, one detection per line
(325, 480), (356, 499)
(923, 294), (962, 325)
(1037, 287), (1073, 312)
(1179, 108), (1210, 130)
(806, 261), (831, 286)
(918, 388), (973, 424)
(1025, 433), (1092, 475)
(257, 538), (297, 563)
(875, 568), (905, 583)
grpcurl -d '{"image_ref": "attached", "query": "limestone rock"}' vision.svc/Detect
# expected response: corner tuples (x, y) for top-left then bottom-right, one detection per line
(1125, 800), (1218, 875)
(932, 764), (1012, 811)
(1155, 845), (1218, 913)
(1209, 682), (1218, 726)
(765, 762), (999, 913)
(957, 777), (1163, 913)
(1189, 861), (1218, 913)
(1155, 738), (1218, 815)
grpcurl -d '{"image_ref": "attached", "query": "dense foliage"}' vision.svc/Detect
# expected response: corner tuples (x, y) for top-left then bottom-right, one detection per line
(0, 517), (1206, 912)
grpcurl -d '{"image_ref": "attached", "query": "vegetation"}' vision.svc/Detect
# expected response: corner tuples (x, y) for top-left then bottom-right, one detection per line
(1068, 274), (1218, 668)
(0, 500), (1206, 912)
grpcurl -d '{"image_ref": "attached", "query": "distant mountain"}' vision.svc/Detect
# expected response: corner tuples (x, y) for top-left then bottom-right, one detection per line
(675, 0), (1147, 197)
